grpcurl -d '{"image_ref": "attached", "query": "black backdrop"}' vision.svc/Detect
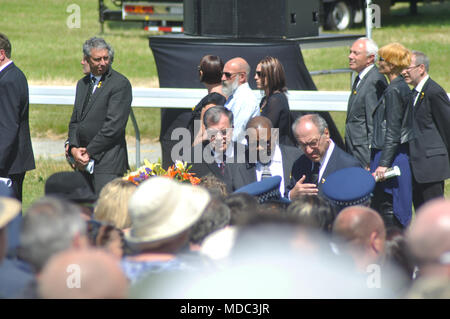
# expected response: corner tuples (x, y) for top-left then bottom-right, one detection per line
(149, 35), (344, 169)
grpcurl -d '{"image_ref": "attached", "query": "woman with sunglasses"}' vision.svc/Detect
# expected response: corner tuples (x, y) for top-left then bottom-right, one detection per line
(370, 43), (414, 230)
(190, 55), (226, 146)
(255, 56), (296, 146)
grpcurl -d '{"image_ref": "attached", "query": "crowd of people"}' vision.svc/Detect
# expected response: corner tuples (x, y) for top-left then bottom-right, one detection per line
(0, 32), (449, 299)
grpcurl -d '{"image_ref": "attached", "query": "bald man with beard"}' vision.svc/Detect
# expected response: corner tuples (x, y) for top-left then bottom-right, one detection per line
(227, 116), (302, 196)
(222, 57), (259, 145)
(406, 199), (450, 298)
(38, 248), (128, 299)
(332, 205), (386, 272)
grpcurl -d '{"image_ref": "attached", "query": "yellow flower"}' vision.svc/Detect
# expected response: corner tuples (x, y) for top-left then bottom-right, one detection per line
(97, 81), (102, 89)
(175, 160), (186, 171)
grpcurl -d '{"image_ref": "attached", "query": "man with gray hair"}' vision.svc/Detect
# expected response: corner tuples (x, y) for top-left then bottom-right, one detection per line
(19, 197), (89, 274)
(402, 51), (450, 210)
(222, 57), (259, 144)
(345, 37), (388, 169)
(68, 37), (132, 195)
(288, 114), (360, 199)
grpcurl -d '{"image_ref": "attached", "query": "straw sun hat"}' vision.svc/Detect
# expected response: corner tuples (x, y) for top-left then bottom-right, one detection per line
(125, 177), (210, 249)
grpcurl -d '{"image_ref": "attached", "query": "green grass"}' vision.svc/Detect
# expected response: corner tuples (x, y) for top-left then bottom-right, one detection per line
(1, 0), (449, 209)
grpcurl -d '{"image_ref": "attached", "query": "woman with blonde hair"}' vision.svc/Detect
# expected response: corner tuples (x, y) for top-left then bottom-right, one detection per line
(370, 42), (413, 230)
(94, 178), (137, 230)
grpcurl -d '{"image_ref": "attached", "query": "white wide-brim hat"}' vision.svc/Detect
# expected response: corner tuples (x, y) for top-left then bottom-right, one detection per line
(0, 197), (21, 229)
(125, 177), (210, 249)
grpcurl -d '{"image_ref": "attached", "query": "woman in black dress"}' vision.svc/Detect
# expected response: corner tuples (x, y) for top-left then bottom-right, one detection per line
(190, 55), (226, 146)
(370, 43), (413, 229)
(255, 56), (295, 146)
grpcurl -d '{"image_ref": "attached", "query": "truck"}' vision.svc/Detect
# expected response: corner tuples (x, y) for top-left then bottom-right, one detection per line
(98, 0), (446, 32)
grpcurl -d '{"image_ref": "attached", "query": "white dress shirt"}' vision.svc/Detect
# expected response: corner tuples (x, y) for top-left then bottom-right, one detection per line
(356, 64), (375, 88)
(0, 60), (13, 73)
(224, 82), (260, 144)
(256, 144), (285, 196)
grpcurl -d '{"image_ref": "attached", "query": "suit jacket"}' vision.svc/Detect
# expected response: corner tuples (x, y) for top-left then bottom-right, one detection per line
(227, 144), (303, 195)
(0, 62), (35, 176)
(288, 144), (362, 195)
(345, 66), (388, 167)
(68, 68), (132, 175)
(188, 141), (242, 192)
(409, 77), (450, 183)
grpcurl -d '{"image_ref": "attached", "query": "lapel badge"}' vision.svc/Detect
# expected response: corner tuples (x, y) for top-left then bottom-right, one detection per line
(321, 178), (326, 184)
(353, 90), (357, 95)
(420, 92), (424, 100)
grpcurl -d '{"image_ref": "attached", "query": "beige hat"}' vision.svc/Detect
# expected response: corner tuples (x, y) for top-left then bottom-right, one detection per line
(125, 177), (210, 248)
(0, 197), (21, 229)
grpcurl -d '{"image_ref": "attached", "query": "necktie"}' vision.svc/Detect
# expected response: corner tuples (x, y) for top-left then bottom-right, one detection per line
(82, 77), (96, 116)
(311, 161), (321, 185)
(261, 163), (272, 180)
(351, 76), (360, 94)
(219, 162), (225, 175)
(411, 89), (419, 107)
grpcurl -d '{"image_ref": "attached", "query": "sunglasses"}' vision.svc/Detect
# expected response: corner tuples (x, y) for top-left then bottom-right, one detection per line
(256, 71), (262, 77)
(378, 57), (385, 62)
(223, 71), (243, 79)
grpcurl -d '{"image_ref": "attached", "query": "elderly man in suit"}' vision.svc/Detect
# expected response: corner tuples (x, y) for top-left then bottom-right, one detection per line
(227, 116), (303, 196)
(288, 114), (361, 200)
(402, 50), (450, 210)
(68, 37), (132, 195)
(0, 33), (35, 202)
(345, 37), (388, 169)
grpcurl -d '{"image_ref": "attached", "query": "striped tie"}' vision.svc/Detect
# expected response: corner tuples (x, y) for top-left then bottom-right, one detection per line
(261, 164), (272, 180)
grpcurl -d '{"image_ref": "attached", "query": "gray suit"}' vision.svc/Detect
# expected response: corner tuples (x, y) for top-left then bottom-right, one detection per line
(345, 66), (387, 167)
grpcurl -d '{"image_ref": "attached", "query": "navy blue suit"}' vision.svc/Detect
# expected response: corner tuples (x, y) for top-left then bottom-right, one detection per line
(288, 144), (361, 195)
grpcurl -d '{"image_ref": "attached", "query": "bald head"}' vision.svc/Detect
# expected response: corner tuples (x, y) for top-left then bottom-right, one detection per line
(333, 206), (386, 247)
(407, 198), (450, 266)
(246, 116), (273, 130)
(38, 249), (128, 299)
(222, 57), (250, 83)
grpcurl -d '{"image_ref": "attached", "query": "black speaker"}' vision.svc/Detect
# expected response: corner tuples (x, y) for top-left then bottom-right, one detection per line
(183, 0), (319, 39)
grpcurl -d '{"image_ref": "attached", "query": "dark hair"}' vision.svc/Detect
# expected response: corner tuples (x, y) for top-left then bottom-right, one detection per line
(285, 195), (336, 233)
(198, 55), (224, 85)
(203, 105), (234, 128)
(0, 33), (12, 58)
(198, 174), (228, 198)
(385, 228), (415, 283)
(224, 193), (259, 226)
(189, 196), (231, 245)
(87, 220), (127, 255)
(258, 56), (287, 97)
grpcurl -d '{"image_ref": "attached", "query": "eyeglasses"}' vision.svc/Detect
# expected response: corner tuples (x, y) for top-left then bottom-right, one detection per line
(298, 134), (323, 150)
(207, 128), (229, 139)
(378, 56), (385, 62)
(255, 71), (262, 77)
(405, 64), (421, 71)
(223, 71), (244, 79)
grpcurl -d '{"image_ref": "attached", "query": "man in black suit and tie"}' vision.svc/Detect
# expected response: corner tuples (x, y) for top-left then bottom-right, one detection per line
(346, 37), (388, 169)
(227, 116), (302, 196)
(402, 50), (450, 210)
(68, 37), (132, 195)
(188, 106), (239, 191)
(0, 33), (35, 202)
(288, 114), (361, 200)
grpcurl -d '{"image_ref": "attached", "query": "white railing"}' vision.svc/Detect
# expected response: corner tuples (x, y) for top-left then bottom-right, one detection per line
(29, 86), (351, 111)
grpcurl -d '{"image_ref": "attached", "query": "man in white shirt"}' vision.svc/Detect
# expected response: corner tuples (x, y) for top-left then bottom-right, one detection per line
(222, 57), (259, 145)
(227, 116), (302, 197)
(345, 37), (388, 169)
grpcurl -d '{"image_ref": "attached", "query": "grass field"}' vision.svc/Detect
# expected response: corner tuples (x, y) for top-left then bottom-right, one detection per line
(1, 0), (449, 210)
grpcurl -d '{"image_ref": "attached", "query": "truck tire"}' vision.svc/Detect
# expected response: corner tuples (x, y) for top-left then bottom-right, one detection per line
(324, 1), (354, 30)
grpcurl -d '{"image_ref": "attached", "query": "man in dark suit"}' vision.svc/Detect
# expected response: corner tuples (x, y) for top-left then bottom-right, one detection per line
(189, 106), (237, 190)
(227, 116), (302, 196)
(0, 33), (35, 202)
(288, 114), (361, 200)
(402, 50), (450, 210)
(68, 37), (132, 195)
(345, 37), (388, 169)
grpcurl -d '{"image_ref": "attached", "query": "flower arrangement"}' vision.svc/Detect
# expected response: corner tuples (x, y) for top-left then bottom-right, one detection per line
(123, 160), (201, 186)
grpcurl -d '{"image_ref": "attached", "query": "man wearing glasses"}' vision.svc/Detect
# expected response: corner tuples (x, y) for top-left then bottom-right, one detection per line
(402, 50), (450, 210)
(346, 37), (388, 169)
(288, 114), (361, 199)
(222, 57), (259, 145)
